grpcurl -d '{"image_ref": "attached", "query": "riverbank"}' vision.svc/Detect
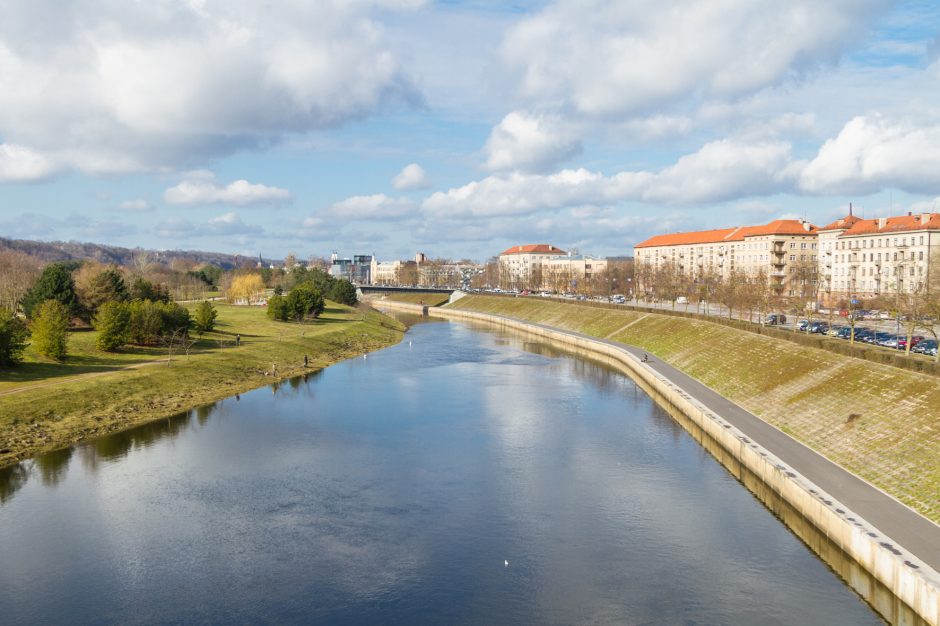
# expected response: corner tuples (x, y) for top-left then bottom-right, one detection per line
(442, 295), (940, 524)
(0, 303), (405, 468)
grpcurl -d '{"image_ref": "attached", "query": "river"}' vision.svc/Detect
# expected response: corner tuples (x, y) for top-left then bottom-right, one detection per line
(0, 316), (882, 624)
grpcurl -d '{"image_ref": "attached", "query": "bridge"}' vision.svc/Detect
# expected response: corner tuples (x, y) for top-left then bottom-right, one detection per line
(358, 285), (455, 296)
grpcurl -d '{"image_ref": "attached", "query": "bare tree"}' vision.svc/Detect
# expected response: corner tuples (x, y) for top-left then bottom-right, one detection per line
(0, 250), (43, 313)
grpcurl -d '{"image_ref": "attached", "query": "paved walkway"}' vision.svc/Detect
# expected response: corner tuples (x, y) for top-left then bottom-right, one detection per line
(471, 312), (940, 573)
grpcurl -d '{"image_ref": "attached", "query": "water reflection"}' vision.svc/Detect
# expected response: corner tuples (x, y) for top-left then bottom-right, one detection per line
(0, 318), (886, 625)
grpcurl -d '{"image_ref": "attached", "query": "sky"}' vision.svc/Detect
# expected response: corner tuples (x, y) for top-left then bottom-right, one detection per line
(2, 0), (940, 262)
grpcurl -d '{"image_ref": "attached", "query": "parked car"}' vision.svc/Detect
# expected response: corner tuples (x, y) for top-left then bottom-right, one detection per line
(809, 321), (829, 334)
(826, 326), (846, 337)
(897, 336), (924, 351)
(913, 339), (938, 356)
(762, 313), (786, 326)
(797, 319), (809, 331)
(870, 331), (895, 346)
(675, 296), (689, 305)
(880, 335), (901, 349)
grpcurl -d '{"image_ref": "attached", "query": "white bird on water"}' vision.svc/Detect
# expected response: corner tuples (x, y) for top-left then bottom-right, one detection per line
(504, 560), (509, 567)
(363, 354), (367, 359)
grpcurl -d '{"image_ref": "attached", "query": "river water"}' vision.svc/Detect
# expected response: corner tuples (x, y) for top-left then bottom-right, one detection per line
(0, 317), (881, 624)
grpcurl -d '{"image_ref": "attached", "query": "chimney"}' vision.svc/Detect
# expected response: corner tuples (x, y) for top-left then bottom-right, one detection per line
(878, 217), (887, 230)
(849, 202), (853, 217)
(908, 211), (913, 217)
(922, 213), (931, 224)
(803, 221), (811, 231)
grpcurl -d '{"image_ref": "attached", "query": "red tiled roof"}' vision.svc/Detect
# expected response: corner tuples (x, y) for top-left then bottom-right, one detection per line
(840, 213), (940, 237)
(499, 244), (566, 256)
(635, 220), (816, 248)
(819, 214), (862, 231)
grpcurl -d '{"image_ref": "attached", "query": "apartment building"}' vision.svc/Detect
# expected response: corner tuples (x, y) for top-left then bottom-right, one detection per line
(498, 244), (566, 289)
(818, 212), (940, 306)
(634, 219), (819, 299)
(370, 258), (403, 285)
(543, 254), (608, 292)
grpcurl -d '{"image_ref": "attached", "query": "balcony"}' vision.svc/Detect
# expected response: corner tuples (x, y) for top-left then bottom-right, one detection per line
(770, 271), (786, 278)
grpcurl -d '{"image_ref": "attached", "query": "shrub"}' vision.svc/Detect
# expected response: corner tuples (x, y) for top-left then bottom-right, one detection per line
(128, 300), (164, 345)
(161, 301), (192, 335)
(267, 294), (290, 321)
(129, 278), (170, 303)
(31, 300), (70, 360)
(0, 308), (29, 367)
(193, 300), (218, 333)
(93, 301), (131, 351)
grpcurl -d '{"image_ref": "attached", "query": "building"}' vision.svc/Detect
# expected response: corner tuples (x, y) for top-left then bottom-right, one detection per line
(370, 258), (403, 285)
(543, 254), (608, 293)
(497, 244), (566, 290)
(329, 252), (373, 284)
(818, 211), (940, 307)
(634, 219), (819, 300)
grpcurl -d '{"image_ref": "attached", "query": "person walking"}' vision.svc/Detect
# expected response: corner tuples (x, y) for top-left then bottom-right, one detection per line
(235, 334), (241, 347)
(303, 354), (308, 368)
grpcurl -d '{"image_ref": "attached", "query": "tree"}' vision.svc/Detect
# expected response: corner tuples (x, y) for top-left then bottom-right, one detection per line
(285, 284), (325, 321)
(0, 308), (29, 367)
(227, 273), (265, 304)
(129, 277), (170, 303)
(329, 279), (358, 305)
(94, 301), (131, 351)
(128, 300), (165, 345)
(31, 300), (70, 360)
(0, 250), (42, 314)
(193, 300), (218, 333)
(77, 266), (129, 320)
(21, 263), (79, 320)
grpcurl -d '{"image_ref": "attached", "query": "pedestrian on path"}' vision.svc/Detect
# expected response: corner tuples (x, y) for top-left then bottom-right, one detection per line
(303, 355), (308, 368)
(235, 334), (241, 347)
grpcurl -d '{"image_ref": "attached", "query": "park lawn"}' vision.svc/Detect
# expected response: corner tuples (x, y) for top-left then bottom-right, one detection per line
(0, 302), (405, 467)
(376, 292), (452, 307)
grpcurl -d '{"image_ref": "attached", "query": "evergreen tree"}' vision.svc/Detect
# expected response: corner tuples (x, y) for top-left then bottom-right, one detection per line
(94, 301), (130, 351)
(129, 278), (170, 303)
(0, 308), (29, 367)
(31, 300), (70, 360)
(21, 263), (78, 320)
(286, 284), (325, 321)
(193, 300), (218, 333)
(266, 294), (290, 321)
(329, 279), (358, 306)
(80, 267), (129, 319)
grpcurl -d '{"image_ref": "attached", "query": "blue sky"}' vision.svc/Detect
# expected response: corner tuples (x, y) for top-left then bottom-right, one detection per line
(1, 0), (940, 262)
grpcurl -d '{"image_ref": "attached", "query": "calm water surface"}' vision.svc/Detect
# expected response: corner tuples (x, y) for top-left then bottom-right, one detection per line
(0, 318), (881, 624)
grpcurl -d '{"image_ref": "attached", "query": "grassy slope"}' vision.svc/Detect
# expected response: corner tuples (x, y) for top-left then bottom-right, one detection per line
(448, 295), (940, 522)
(0, 303), (404, 467)
(372, 292), (452, 307)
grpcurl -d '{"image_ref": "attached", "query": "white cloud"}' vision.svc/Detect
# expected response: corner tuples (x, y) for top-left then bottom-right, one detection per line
(164, 173), (291, 207)
(330, 193), (415, 220)
(424, 137), (793, 218)
(502, 0), (888, 119)
(206, 212), (262, 235)
(483, 111), (581, 173)
(392, 163), (432, 190)
(0, 1), (422, 175)
(799, 114), (940, 195)
(0, 143), (58, 182)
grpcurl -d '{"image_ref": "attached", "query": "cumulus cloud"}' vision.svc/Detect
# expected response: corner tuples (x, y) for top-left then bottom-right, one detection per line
(392, 163), (432, 190)
(424, 138), (794, 217)
(483, 111), (581, 173)
(0, 0), (422, 175)
(502, 0), (888, 119)
(0, 144), (58, 182)
(799, 115), (940, 195)
(164, 173), (291, 207)
(330, 193), (415, 220)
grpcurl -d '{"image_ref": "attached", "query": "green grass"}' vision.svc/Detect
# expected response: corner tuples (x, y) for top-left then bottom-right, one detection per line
(373, 292), (452, 307)
(0, 303), (404, 467)
(448, 295), (940, 523)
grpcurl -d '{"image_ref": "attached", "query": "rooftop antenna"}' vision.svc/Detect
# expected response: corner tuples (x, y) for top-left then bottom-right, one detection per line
(848, 202), (852, 217)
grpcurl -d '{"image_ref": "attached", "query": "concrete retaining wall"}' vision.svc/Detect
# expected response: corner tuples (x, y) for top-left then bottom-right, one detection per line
(375, 300), (940, 625)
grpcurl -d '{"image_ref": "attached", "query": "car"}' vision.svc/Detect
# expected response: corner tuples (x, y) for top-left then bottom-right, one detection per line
(897, 336), (924, 351)
(809, 321), (829, 334)
(826, 326), (846, 337)
(675, 296), (689, 305)
(797, 319), (809, 331)
(914, 340), (939, 357)
(870, 331), (895, 346)
(880, 335), (901, 349)
(762, 313), (787, 326)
